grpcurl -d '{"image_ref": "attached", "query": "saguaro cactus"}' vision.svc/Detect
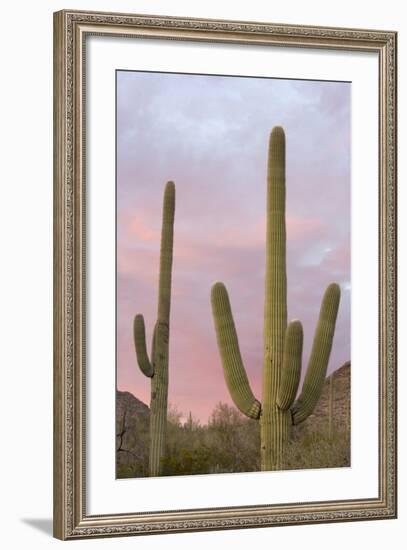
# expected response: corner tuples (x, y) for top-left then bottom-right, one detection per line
(211, 127), (340, 470)
(133, 181), (175, 477)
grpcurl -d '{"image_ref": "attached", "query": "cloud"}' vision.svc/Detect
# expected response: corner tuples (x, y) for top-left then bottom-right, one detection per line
(128, 216), (159, 242)
(286, 215), (325, 241)
(116, 71), (351, 422)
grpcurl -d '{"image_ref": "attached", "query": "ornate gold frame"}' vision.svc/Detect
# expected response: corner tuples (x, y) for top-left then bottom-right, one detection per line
(53, 9), (397, 540)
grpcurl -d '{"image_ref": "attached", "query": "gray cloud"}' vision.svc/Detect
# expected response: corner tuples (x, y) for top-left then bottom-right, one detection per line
(116, 70), (351, 421)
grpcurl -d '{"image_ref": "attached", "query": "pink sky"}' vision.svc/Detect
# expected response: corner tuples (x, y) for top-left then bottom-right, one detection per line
(116, 71), (351, 423)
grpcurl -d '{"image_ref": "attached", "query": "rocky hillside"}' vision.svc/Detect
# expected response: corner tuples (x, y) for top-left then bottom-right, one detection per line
(116, 391), (150, 474)
(294, 361), (350, 437)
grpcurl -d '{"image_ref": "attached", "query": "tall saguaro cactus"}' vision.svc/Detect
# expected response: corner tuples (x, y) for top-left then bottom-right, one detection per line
(133, 181), (175, 477)
(211, 127), (340, 470)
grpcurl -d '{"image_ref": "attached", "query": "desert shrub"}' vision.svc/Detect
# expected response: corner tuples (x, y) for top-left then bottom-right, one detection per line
(161, 445), (212, 476)
(283, 429), (350, 470)
(117, 401), (350, 478)
(205, 402), (260, 473)
(117, 463), (144, 479)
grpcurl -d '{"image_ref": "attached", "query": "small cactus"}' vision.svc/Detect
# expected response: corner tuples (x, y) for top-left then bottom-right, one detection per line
(133, 181), (175, 476)
(211, 128), (341, 470)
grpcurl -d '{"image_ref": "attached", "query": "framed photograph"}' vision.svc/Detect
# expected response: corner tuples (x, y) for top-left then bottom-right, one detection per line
(53, 9), (397, 540)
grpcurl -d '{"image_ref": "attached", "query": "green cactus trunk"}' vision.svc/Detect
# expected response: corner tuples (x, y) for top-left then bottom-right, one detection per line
(211, 127), (341, 471)
(133, 181), (175, 476)
(261, 126), (289, 471)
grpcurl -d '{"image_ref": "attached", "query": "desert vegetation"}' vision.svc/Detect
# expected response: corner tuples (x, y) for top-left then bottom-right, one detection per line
(116, 362), (350, 479)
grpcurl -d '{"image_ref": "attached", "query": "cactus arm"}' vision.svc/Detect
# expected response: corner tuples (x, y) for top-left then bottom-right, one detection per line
(291, 283), (341, 425)
(157, 181), (175, 323)
(277, 320), (303, 410)
(133, 314), (154, 378)
(211, 282), (261, 420)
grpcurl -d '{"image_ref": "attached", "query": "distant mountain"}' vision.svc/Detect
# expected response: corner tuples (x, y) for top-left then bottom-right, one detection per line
(116, 390), (150, 423)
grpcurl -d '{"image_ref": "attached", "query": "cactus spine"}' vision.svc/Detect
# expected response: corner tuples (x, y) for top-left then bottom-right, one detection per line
(211, 127), (341, 470)
(133, 181), (175, 476)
